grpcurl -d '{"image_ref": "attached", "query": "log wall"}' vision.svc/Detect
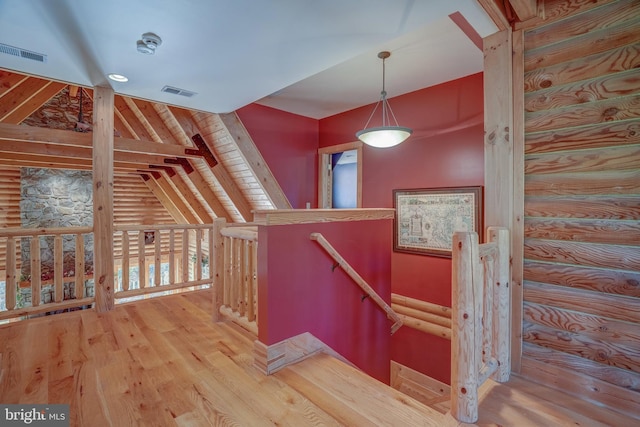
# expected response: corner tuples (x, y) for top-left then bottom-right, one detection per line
(520, 0), (640, 416)
(0, 167), (21, 272)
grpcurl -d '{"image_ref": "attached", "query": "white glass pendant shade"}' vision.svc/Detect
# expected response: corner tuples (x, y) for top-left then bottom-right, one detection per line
(356, 51), (412, 148)
(356, 126), (412, 148)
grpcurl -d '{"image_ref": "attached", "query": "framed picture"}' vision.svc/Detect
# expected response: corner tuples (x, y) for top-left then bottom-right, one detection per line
(393, 186), (483, 258)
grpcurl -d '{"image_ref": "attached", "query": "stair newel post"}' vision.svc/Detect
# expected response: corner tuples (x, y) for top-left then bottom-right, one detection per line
(489, 226), (511, 382)
(212, 218), (226, 321)
(451, 231), (481, 423)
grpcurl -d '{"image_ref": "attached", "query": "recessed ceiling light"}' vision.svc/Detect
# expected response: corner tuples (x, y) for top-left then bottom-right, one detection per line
(108, 73), (128, 83)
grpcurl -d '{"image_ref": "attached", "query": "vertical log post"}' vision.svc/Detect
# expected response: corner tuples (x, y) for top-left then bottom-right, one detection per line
(138, 231), (146, 289)
(231, 237), (241, 312)
(30, 237), (41, 307)
(239, 239), (248, 316)
(247, 240), (257, 322)
(5, 237), (16, 310)
(122, 232), (130, 291)
(93, 85), (115, 312)
(208, 227), (214, 281)
(182, 229), (190, 282)
(154, 229), (162, 286)
(195, 229), (203, 281)
(451, 231), (481, 424)
(489, 227), (511, 382)
(54, 235), (63, 302)
(75, 235), (85, 299)
(223, 236), (232, 306)
(169, 229), (175, 284)
(212, 218), (226, 321)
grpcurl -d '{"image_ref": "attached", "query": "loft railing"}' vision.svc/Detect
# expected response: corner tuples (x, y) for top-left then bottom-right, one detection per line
(212, 218), (258, 335)
(310, 232), (403, 335)
(0, 226), (95, 321)
(113, 224), (213, 301)
(451, 226), (510, 423)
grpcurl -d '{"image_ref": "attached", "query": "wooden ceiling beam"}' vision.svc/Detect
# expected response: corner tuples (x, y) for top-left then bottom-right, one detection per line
(150, 166), (214, 223)
(0, 152), (92, 169)
(131, 97), (215, 223)
(476, 0), (511, 31)
(0, 151), (146, 171)
(139, 172), (198, 224)
(0, 70), (29, 98)
(130, 99), (180, 145)
(509, 0), (538, 22)
(0, 77), (50, 121)
(165, 157), (230, 220)
(0, 123), (204, 158)
(218, 112), (292, 209)
(0, 137), (187, 167)
(2, 81), (67, 125)
(114, 96), (154, 141)
(169, 106), (254, 221)
(114, 112), (136, 139)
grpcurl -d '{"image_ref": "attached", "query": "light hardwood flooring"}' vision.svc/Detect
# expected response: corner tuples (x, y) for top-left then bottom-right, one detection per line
(0, 289), (637, 426)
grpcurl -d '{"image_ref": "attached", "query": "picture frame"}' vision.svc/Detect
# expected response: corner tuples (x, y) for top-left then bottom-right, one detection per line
(393, 186), (483, 258)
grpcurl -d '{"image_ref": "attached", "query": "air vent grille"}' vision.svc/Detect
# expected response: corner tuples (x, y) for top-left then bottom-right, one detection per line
(0, 43), (47, 63)
(161, 85), (197, 97)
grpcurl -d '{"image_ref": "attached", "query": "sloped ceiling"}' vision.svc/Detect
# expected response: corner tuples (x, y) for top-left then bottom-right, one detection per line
(0, 70), (290, 224)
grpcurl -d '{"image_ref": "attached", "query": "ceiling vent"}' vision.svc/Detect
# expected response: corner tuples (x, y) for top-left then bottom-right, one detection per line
(161, 85), (197, 98)
(0, 43), (47, 63)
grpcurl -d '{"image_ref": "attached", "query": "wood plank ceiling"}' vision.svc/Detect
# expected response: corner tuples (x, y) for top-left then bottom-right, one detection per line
(0, 69), (291, 226)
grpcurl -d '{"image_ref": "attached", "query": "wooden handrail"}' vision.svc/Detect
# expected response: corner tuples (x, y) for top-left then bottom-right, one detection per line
(310, 232), (403, 335)
(220, 226), (258, 241)
(0, 226), (93, 237)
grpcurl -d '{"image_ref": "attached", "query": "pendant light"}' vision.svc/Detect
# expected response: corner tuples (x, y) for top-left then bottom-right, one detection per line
(356, 51), (412, 148)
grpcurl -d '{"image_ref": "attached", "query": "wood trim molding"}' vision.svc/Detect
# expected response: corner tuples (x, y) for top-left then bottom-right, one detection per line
(252, 208), (394, 226)
(253, 332), (355, 375)
(317, 141), (363, 209)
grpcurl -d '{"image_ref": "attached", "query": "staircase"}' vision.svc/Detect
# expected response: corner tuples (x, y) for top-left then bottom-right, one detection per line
(274, 352), (448, 426)
(390, 361), (451, 415)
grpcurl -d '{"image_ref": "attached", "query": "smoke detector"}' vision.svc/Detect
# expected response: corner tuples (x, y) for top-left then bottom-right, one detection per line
(137, 32), (162, 55)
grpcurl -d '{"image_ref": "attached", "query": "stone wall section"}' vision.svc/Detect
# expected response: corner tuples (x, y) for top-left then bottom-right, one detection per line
(19, 167), (94, 305)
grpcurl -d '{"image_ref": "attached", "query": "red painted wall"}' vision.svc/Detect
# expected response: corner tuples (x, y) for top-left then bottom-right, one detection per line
(240, 73), (484, 385)
(319, 73), (485, 384)
(257, 219), (392, 383)
(237, 104), (318, 208)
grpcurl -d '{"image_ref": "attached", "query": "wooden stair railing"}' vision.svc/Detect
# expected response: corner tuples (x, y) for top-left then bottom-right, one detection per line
(0, 226), (95, 320)
(391, 293), (451, 340)
(310, 232), (403, 335)
(451, 226), (510, 423)
(113, 224), (214, 300)
(212, 218), (258, 335)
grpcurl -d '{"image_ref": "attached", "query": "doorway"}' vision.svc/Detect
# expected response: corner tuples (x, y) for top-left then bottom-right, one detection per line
(318, 141), (363, 209)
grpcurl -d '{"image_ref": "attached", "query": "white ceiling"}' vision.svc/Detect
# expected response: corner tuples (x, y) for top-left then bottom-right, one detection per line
(0, 0), (496, 119)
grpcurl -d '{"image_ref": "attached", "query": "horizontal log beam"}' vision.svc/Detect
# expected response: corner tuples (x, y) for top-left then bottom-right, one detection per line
(0, 122), (204, 158)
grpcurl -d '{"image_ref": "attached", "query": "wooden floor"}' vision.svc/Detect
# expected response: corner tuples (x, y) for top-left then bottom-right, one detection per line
(0, 290), (636, 426)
